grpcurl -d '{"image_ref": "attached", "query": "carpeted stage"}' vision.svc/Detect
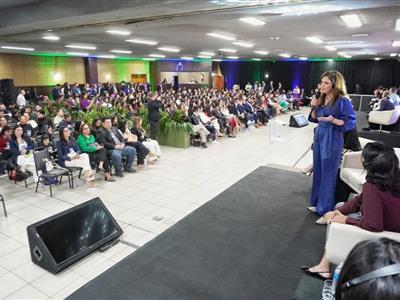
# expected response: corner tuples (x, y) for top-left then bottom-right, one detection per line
(67, 166), (325, 300)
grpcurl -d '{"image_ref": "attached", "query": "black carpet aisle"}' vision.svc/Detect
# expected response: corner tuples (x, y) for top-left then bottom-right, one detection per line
(67, 167), (325, 300)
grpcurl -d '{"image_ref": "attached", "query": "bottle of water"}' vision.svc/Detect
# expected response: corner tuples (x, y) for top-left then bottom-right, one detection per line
(321, 279), (334, 300)
(331, 263), (344, 296)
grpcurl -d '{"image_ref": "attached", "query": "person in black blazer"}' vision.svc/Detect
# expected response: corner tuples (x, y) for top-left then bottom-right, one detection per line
(95, 117), (136, 177)
(147, 94), (162, 140)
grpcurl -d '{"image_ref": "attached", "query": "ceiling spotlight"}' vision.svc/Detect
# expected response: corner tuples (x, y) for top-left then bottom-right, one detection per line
(206, 32), (236, 41)
(396, 18), (400, 31)
(239, 17), (266, 26)
(392, 40), (400, 47)
(66, 52), (89, 56)
(269, 36), (280, 40)
(279, 53), (291, 58)
(340, 14), (362, 28)
(299, 57), (308, 60)
(251, 58), (261, 61)
(110, 49), (132, 54)
(254, 50), (268, 55)
(106, 30), (131, 36)
(226, 56), (239, 59)
(158, 47), (180, 53)
(1, 46), (34, 51)
(149, 54), (166, 58)
(232, 41), (254, 48)
(97, 55), (116, 59)
(181, 56), (193, 60)
(42, 35), (60, 41)
(198, 55), (212, 59)
(220, 48), (237, 53)
(199, 51), (215, 56)
(374, 57), (381, 61)
(325, 45), (337, 51)
(126, 39), (158, 45)
(306, 36), (323, 44)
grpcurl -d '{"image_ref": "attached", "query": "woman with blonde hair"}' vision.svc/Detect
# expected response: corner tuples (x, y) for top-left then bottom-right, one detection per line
(308, 70), (357, 222)
(131, 117), (161, 161)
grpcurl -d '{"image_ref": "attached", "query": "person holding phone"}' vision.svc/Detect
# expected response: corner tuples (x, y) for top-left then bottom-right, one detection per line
(308, 70), (356, 222)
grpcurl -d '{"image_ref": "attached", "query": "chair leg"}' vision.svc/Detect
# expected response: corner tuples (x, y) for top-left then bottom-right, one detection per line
(35, 177), (40, 193)
(59, 176), (63, 185)
(24, 179), (28, 189)
(49, 182), (53, 197)
(0, 195), (7, 218)
(78, 170), (82, 179)
(70, 172), (75, 189)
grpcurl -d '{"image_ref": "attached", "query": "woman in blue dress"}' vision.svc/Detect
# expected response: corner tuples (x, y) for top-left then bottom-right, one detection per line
(309, 70), (356, 222)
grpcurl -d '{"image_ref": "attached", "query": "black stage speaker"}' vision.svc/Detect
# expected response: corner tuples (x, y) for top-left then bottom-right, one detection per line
(0, 79), (16, 105)
(289, 113), (309, 128)
(173, 75), (179, 91)
(27, 197), (123, 274)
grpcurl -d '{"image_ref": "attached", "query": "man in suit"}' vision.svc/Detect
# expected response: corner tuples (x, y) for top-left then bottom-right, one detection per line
(96, 117), (136, 177)
(190, 109), (209, 148)
(147, 93), (162, 140)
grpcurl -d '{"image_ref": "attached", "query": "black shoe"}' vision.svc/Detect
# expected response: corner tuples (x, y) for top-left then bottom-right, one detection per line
(105, 177), (116, 182)
(362, 127), (371, 131)
(200, 143), (208, 149)
(125, 168), (136, 173)
(115, 171), (124, 177)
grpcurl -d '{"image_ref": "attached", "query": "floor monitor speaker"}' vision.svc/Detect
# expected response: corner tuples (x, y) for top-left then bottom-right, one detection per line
(0, 79), (16, 105)
(27, 197), (123, 274)
(173, 75), (179, 91)
(289, 113), (309, 128)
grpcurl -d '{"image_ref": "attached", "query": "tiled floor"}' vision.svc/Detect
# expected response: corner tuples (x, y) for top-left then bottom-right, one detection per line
(0, 109), (314, 299)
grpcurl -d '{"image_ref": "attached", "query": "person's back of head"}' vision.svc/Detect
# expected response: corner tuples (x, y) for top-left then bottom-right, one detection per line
(336, 238), (400, 300)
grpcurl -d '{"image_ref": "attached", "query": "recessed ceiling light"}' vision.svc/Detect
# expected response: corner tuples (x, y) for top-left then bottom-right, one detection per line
(143, 58), (156, 61)
(149, 54), (165, 58)
(106, 30), (131, 36)
(110, 49), (132, 54)
(279, 53), (291, 58)
(374, 57), (381, 61)
(198, 55), (212, 59)
(269, 36), (280, 40)
(392, 41), (400, 47)
(206, 32), (236, 41)
(338, 52), (352, 58)
(126, 39), (158, 45)
(299, 57), (308, 60)
(239, 17), (266, 26)
(232, 41), (254, 48)
(390, 53), (397, 57)
(158, 47), (180, 53)
(226, 56), (239, 59)
(97, 55), (116, 59)
(213, 59), (222, 62)
(199, 51), (215, 56)
(66, 52), (89, 56)
(351, 33), (369, 37)
(1, 46), (34, 51)
(306, 36), (323, 44)
(65, 45), (96, 50)
(339, 14), (362, 28)
(220, 48), (237, 53)
(251, 58), (261, 61)
(181, 56), (193, 60)
(327, 59), (334, 62)
(42, 35), (60, 41)
(254, 50), (268, 55)
(396, 18), (400, 31)
(344, 55), (352, 58)
(325, 45), (337, 51)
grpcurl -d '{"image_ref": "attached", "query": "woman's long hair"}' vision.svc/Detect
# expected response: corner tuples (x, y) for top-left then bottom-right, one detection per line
(362, 141), (400, 197)
(317, 70), (347, 107)
(336, 238), (400, 300)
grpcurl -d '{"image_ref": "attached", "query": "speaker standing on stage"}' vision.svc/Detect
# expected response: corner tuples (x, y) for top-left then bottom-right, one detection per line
(308, 70), (356, 221)
(147, 93), (162, 140)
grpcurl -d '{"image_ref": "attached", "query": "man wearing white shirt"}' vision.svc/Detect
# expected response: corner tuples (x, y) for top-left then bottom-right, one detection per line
(16, 90), (26, 107)
(389, 87), (399, 106)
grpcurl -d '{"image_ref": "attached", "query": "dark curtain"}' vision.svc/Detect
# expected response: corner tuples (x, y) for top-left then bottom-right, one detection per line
(218, 60), (400, 94)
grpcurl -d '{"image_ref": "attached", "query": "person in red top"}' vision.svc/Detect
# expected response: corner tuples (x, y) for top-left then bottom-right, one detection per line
(302, 141), (400, 280)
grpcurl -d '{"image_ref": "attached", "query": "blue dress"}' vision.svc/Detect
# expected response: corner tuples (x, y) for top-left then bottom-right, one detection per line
(310, 97), (356, 215)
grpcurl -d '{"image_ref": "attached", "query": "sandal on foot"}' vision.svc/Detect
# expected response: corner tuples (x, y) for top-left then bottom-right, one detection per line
(301, 266), (331, 280)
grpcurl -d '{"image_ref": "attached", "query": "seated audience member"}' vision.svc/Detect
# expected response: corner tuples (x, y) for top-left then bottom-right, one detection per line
(131, 117), (161, 160)
(389, 87), (399, 106)
(0, 126), (14, 172)
(40, 135), (56, 158)
(53, 109), (64, 128)
(57, 127), (96, 186)
(190, 109), (210, 148)
(23, 112), (38, 131)
(118, 120), (150, 169)
(96, 117), (136, 177)
(59, 112), (74, 132)
(76, 123), (114, 182)
(91, 118), (102, 139)
(10, 126), (37, 181)
(0, 116), (8, 133)
(335, 238), (400, 300)
(302, 142), (400, 280)
(366, 91), (396, 131)
(18, 115), (35, 141)
(36, 109), (53, 134)
(220, 101), (239, 137)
